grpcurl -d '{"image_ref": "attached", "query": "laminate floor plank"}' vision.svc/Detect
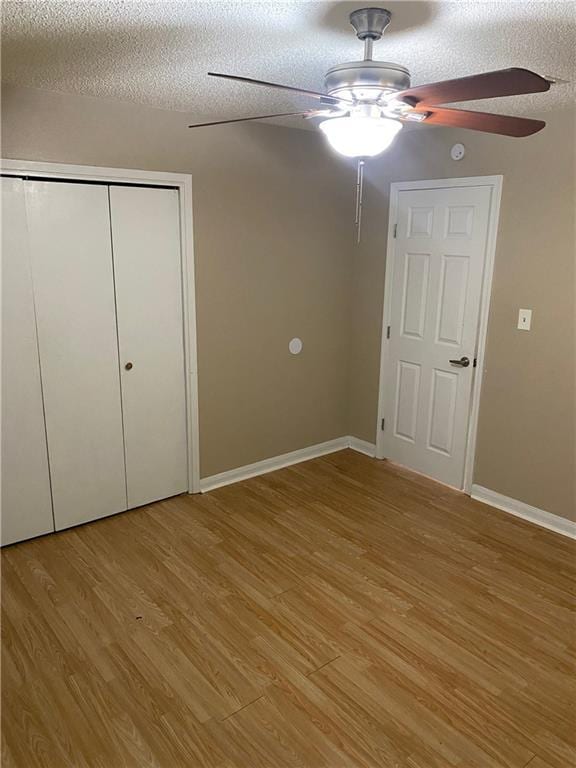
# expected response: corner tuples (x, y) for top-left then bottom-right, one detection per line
(2, 450), (574, 767)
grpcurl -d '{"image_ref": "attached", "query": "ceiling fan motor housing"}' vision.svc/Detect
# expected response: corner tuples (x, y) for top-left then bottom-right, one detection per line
(325, 9), (410, 102)
(324, 61), (411, 101)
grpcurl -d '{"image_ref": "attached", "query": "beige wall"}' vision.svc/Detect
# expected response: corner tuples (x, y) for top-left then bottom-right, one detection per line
(2, 85), (574, 521)
(349, 109), (575, 521)
(1, 85), (354, 478)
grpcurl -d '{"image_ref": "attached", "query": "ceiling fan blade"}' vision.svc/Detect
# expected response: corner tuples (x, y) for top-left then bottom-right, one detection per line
(411, 106), (545, 137)
(397, 68), (550, 107)
(208, 72), (353, 105)
(188, 111), (314, 128)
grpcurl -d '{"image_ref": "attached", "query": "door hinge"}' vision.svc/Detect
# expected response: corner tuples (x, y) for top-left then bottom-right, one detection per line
(381, 418), (385, 431)
(393, 223), (397, 238)
(386, 325), (391, 339)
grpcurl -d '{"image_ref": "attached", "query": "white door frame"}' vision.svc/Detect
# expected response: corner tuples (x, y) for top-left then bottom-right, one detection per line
(376, 175), (503, 493)
(1, 158), (201, 494)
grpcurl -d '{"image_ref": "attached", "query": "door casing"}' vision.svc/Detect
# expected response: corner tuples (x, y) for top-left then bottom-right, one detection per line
(376, 176), (503, 493)
(1, 158), (200, 494)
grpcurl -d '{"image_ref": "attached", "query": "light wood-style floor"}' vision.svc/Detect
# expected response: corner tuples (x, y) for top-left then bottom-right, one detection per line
(2, 450), (575, 768)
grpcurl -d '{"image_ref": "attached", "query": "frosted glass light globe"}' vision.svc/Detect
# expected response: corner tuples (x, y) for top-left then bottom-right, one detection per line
(319, 115), (402, 158)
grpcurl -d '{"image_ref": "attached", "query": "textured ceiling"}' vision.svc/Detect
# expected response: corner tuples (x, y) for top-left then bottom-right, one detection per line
(1, 1), (575, 130)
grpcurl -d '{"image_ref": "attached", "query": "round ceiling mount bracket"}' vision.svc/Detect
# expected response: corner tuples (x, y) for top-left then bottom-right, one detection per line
(349, 7), (392, 40)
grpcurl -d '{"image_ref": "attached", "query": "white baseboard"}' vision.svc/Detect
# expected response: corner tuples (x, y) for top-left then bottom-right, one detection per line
(471, 485), (576, 540)
(200, 436), (377, 492)
(200, 437), (348, 492)
(201, 450), (576, 541)
(348, 436), (377, 457)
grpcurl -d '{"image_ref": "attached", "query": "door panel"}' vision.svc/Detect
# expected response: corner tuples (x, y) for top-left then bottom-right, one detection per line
(109, 186), (187, 508)
(445, 205), (474, 237)
(394, 361), (421, 442)
(427, 369), (458, 455)
(382, 185), (492, 488)
(436, 255), (469, 345)
(25, 181), (127, 529)
(1, 178), (54, 545)
(408, 206), (434, 237)
(401, 253), (429, 339)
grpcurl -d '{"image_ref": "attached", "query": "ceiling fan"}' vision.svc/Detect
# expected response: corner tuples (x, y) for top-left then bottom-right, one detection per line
(188, 6), (551, 158)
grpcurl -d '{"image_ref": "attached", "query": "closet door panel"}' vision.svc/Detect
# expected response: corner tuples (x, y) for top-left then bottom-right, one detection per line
(1, 178), (54, 545)
(25, 181), (127, 530)
(110, 186), (187, 508)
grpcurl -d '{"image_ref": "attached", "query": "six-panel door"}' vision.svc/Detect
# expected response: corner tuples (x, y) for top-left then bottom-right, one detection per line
(381, 186), (492, 488)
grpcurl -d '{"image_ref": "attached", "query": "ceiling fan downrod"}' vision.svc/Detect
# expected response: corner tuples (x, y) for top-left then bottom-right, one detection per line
(349, 7), (392, 61)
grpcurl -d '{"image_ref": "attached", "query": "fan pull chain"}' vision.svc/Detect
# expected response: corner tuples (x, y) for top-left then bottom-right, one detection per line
(355, 159), (365, 244)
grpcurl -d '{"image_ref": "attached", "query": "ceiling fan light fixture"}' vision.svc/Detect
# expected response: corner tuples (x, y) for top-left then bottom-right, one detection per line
(319, 115), (402, 158)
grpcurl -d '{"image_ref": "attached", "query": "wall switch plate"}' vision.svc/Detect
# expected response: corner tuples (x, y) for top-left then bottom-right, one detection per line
(517, 308), (532, 331)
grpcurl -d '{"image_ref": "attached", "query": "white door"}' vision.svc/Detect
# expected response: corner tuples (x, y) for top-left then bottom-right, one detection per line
(1, 178), (54, 545)
(25, 181), (127, 530)
(380, 185), (492, 488)
(109, 186), (188, 508)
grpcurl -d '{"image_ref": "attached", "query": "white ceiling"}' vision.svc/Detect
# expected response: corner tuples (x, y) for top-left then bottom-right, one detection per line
(1, 1), (574, 130)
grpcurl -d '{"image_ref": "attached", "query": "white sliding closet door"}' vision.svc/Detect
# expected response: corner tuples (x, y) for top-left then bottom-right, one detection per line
(1, 178), (54, 545)
(25, 181), (127, 530)
(109, 186), (187, 508)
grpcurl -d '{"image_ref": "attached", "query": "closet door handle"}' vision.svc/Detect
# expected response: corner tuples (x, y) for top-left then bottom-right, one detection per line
(124, 362), (133, 371)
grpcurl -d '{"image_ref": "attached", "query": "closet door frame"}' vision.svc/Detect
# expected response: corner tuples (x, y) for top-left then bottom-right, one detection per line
(1, 159), (200, 494)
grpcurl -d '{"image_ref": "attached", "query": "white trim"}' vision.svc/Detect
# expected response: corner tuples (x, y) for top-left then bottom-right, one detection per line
(200, 438), (350, 492)
(471, 485), (576, 540)
(376, 175), (503, 493)
(461, 178), (503, 492)
(1, 158), (201, 493)
(348, 437), (377, 457)
(200, 436), (376, 492)
(0, 158), (192, 185)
